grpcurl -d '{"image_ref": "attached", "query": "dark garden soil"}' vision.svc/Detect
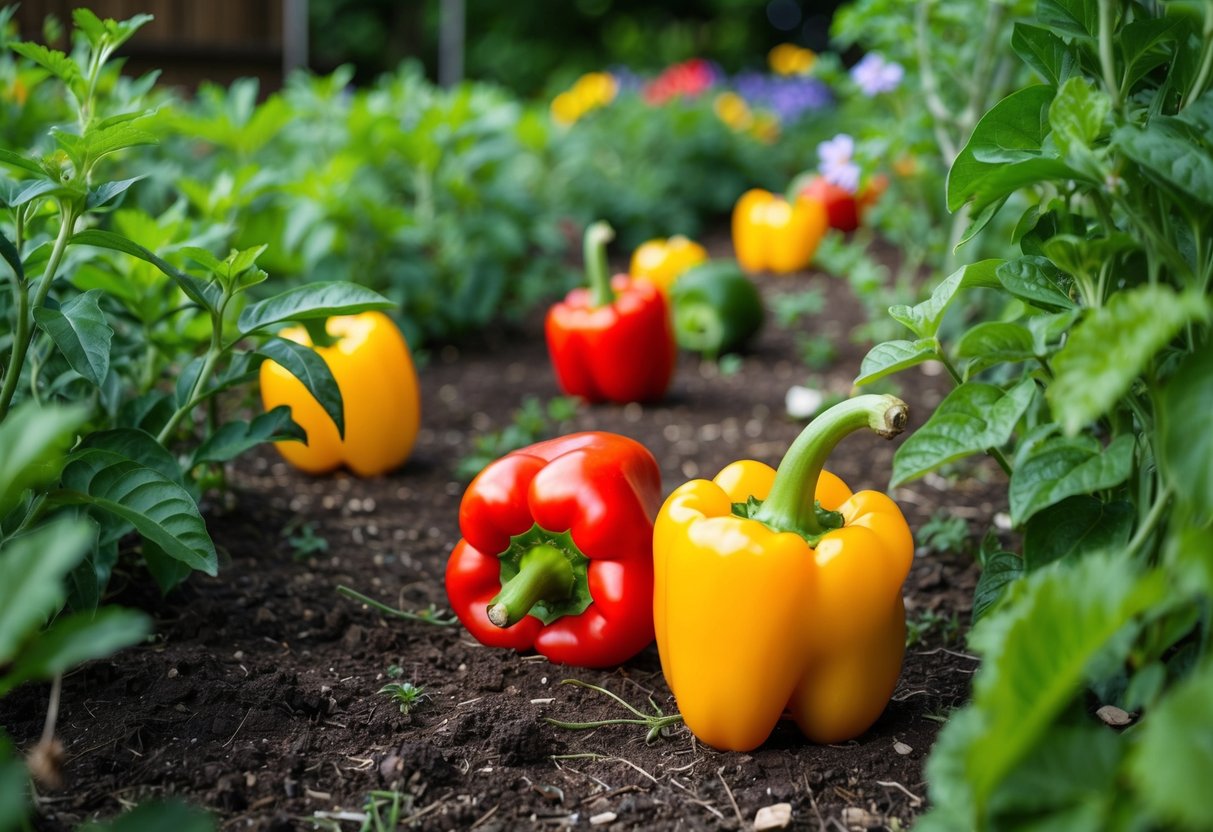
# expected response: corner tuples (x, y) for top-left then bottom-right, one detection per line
(2, 237), (1008, 831)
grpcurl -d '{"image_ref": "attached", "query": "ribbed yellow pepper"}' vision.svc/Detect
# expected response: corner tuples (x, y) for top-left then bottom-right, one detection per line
(259, 311), (420, 477)
(654, 395), (912, 751)
(628, 236), (709, 294)
(731, 188), (827, 275)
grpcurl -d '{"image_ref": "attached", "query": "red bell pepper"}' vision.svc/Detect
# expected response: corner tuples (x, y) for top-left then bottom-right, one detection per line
(545, 221), (676, 404)
(444, 431), (661, 667)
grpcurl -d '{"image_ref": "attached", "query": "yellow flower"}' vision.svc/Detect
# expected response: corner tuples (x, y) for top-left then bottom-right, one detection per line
(550, 91), (584, 126)
(713, 92), (753, 131)
(571, 72), (618, 108)
(749, 112), (781, 144)
(768, 44), (816, 76)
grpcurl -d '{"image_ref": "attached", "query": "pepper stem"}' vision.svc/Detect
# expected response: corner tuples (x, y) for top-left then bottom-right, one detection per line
(487, 544), (576, 628)
(584, 220), (616, 308)
(751, 394), (908, 540)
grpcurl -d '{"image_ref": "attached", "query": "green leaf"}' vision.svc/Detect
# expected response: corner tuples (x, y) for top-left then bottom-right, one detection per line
(1023, 496), (1135, 571)
(70, 229), (220, 311)
(1011, 22), (1077, 86)
(0, 734), (28, 830)
(1128, 660), (1213, 831)
(1157, 348), (1213, 515)
(0, 518), (93, 665)
(191, 407), (306, 467)
(76, 429), (184, 486)
(0, 230), (23, 282)
(0, 401), (88, 518)
(1049, 77), (1110, 155)
(1114, 123), (1213, 207)
(257, 337), (345, 439)
(0, 607), (149, 697)
(892, 379), (1036, 488)
(963, 553), (1165, 813)
(228, 244), (267, 276)
(972, 552), (1023, 624)
(80, 122), (158, 163)
(888, 260), (1003, 339)
(142, 541), (193, 596)
(237, 282), (392, 335)
(1047, 286), (1209, 435)
(1120, 18), (1182, 93)
(8, 178), (73, 207)
(179, 246), (225, 275)
(0, 147), (49, 178)
(32, 290), (114, 385)
(1037, 0), (1099, 40)
(87, 175), (145, 211)
(59, 452), (218, 576)
(9, 42), (81, 87)
(956, 322), (1037, 376)
(1009, 434), (1135, 526)
(79, 801), (215, 832)
(948, 86), (1057, 211)
(854, 339), (939, 385)
(996, 256), (1075, 310)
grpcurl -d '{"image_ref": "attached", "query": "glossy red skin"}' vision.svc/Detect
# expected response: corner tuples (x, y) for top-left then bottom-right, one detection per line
(444, 432), (661, 667)
(545, 275), (676, 403)
(800, 176), (861, 232)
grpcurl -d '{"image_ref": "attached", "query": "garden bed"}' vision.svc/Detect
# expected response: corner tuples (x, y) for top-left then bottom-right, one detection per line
(4, 243), (1001, 830)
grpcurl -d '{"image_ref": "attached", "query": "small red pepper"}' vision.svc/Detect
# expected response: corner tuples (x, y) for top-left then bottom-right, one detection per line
(444, 432), (661, 667)
(545, 222), (676, 404)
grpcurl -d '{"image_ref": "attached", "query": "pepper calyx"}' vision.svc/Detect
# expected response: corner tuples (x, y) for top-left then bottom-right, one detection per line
(487, 524), (592, 628)
(731, 495), (844, 546)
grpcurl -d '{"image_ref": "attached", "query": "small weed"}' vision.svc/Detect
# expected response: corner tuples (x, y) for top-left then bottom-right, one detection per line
(282, 517), (329, 560)
(796, 333), (837, 370)
(379, 682), (428, 715)
(906, 609), (962, 647)
(547, 679), (683, 743)
(455, 395), (579, 481)
(919, 511), (970, 556)
(312, 789), (412, 831)
(386, 664), (404, 679)
(717, 353), (744, 376)
(772, 288), (826, 327)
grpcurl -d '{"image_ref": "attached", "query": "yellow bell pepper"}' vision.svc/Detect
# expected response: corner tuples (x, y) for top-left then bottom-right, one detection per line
(731, 189), (827, 274)
(628, 236), (709, 293)
(653, 394), (912, 751)
(259, 311), (420, 477)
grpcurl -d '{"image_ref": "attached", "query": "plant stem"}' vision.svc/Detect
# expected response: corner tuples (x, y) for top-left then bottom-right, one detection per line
(1125, 485), (1172, 560)
(336, 585), (458, 626)
(1182, 3), (1213, 110)
(914, 2), (959, 164)
(583, 221), (616, 308)
(0, 206), (76, 421)
(752, 395), (908, 538)
(1098, 0), (1122, 109)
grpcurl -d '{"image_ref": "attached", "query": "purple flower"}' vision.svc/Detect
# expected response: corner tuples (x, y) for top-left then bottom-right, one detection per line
(817, 133), (860, 193)
(850, 53), (904, 97)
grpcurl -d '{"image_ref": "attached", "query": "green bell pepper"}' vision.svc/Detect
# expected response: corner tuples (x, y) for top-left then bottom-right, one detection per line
(670, 260), (764, 359)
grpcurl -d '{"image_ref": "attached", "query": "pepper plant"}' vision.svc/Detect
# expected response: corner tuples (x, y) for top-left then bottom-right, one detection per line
(1, 10), (388, 820)
(854, 0), (1213, 828)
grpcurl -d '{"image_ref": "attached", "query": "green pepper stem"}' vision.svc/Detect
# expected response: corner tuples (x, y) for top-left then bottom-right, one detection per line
(752, 394), (908, 538)
(584, 220), (616, 308)
(487, 544), (576, 628)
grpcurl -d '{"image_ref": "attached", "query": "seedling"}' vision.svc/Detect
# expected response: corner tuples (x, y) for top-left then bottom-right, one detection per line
(772, 287), (826, 327)
(918, 511), (970, 556)
(378, 682), (428, 716)
(282, 517), (329, 560)
(546, 679), (683, 744)
(906, 609), (962, 648)
(454, 395), (580, 481)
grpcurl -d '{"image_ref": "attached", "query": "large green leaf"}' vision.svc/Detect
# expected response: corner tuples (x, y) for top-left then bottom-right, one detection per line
(70, 229), (220, 311)
(257, 337), (345, 439)
(1128, 660), (1213, 830)
(0, 519), (93, 665)
(142, 541), (195, 596)
(948, 86), (1057, 211)
(1011, 22), (1077, 86)
(191, 406), (306, 467)
(854, 338), (939, 385)
(0, 607), (149, 697)
(1009, 435), (1135, 526)
(32, 290), (114, 385)
(1114, 123), (1213, 208)
(891, 379), (1036, 487)
(76, 429), (185, 486)
(1119, 17), (1182, 92)
(972, 552), (1023, 624)
(236, 283), (392, 336)
(0, 402), (87, 518)
(1049, 77), (1109, 156)
(1157, 348), (1213, 515)
(956, 322), (1037, 376)
(1023, 496), (1135, 571)
(888, 260), (1003, 339)
(996, 256), (1075, 310)
(1047, 286), (1208, 435)
(963, 554), (1165, 814)
(59, 452), (217, 576)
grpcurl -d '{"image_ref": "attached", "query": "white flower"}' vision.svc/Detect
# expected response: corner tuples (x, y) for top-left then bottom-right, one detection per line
(817, 133), (861, 193)
(851, 52), (904, 96)
(785, 385), (825, 419)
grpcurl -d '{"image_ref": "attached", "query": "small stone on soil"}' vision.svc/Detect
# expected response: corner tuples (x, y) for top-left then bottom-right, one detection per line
(753, 802), (792, 830)
(841, 806), (883, 829)
(1097, 705), (1133, 726)
(893, 741), (913, 756)
(590, 812), (617, 826)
